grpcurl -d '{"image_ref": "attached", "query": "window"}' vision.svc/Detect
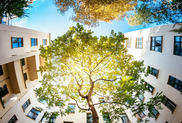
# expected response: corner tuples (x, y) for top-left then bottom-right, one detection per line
(138, 95), (144, 102)
(99, 98), (105, 104)
(38, 99), (47, 104)
(11, 37), (23, 48)
(43, 39), (47, 45)
(145, 82), (154, 94)
(49, 114), (56, 123)
(162, 96), (176, 113)
(0, 65), (3, 76)
(151, 107), (159, 119)
(126, 38), (131, 48)
(150, 36), (162, 52)
(8, 115), (18, 123)
(148, 66), (159, 78)
(23, 73), (27, 82)
(27, 108), (41, 120)
(87, 113), (93, 123)
(120, 113), (130, 123)
(174, 36), (182, 56)
(0, 84), (8, 98)
(102, 113), (111, 123)
(31, 38), (38, 46)
(66, 104), (76, 113)
(136, 37), (143, 49)
(22, 99), (31, 111)
(168, 76), (182, 92)
(21, 58), (25, 66)
(136, 110), (145, 119)
(40, 112), (46, 122)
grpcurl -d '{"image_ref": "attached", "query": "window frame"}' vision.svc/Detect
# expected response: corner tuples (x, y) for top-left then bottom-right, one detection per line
(39, 112), (46, 122)
(48, 114), (56, 123)
(43, 39), (47, 45)
(151, 107), (159, 120)
(0, 65), (3, 76)
(138, 95), (144, 102)
(31, 38), (38, 46)
(135, 110), (146, 119)
(162, 96), (176, 113)
(173, 36), (182, 56)
(0, 84), (9, 98)
(145, 82), (154, 95)
(11, 37), (23, 49)
(8, 115), (18, 123)
(126, 38), (131, 48)
(27, 108), (41, 120)
(135, 37), (143, 49)
(150, 36), (163, 52)
(21, 58), (25, 66)
(66, 103), (76, 113)
(120, 113), (130, 123)
(87, 113), (93, 123)
(23, 73), (27, 82)
(148, 66), (159, 78)
(22, 99), (31, 112)
(168, 75), (182, 92)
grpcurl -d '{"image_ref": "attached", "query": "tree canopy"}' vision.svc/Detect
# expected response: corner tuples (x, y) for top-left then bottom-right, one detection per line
(53, 0), (137, 27)
(36, 23), (163, 123)
(0, 0), (29, 19)
(127, 0), (182, 27)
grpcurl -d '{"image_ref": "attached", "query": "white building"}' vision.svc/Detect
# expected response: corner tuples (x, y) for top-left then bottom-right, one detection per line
(0, 24), (51, 123)
(124, 24), (182, 123)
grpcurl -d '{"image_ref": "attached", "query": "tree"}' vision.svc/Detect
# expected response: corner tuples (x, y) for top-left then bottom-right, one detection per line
(53, 0), (137, 27)
(127, 0), (182, 32)
(35, 23), (163, 123)
(0, 0), (29, 23)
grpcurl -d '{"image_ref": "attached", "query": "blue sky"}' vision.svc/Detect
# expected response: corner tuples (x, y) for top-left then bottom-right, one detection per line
(13, 0), (158, 40)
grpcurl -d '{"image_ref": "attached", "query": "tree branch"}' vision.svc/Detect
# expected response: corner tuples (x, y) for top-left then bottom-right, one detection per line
(62, 62), (81, 87)
(66, 94), (90, 111)
(93, 78), (118, 83)
(91, 54), (111, 73)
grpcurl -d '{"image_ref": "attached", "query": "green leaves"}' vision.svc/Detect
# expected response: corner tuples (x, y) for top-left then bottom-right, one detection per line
(0, 0), (29, 17)
(37, 23), (163, 123)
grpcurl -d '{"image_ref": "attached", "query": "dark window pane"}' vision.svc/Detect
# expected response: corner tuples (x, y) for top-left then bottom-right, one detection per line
(0, 84), (8, 98)
(168, 76), (182, 92)
(22, 99), (30, 111)
(12, 38), (23, 48)
(23, 73), (27, 82)
(21, 59), (25, 66)
(27, 108), (41, 120)
(87, 113), (93, 123)
(0, 65), (3, 76)
(120, 114), (130, 123)
(150, 36), (162, 52)
(175, 36), (180, 42)
(151, 107), (159, 119)
(162, 96), (176, 112)
(67, 104), (76, 113)
(8, 115), (18, 123)
(31, 38), (38, 46)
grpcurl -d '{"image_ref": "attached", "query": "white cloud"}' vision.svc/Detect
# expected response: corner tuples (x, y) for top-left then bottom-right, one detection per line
(12, 18), (28, 27)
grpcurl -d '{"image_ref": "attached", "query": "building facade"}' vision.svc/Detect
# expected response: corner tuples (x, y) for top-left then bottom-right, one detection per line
(0, 24), (51, 123)
(124, 24), (182, 123)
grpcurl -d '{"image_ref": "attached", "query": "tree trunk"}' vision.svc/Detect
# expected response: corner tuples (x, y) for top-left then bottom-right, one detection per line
(87, 98), (99, 123)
